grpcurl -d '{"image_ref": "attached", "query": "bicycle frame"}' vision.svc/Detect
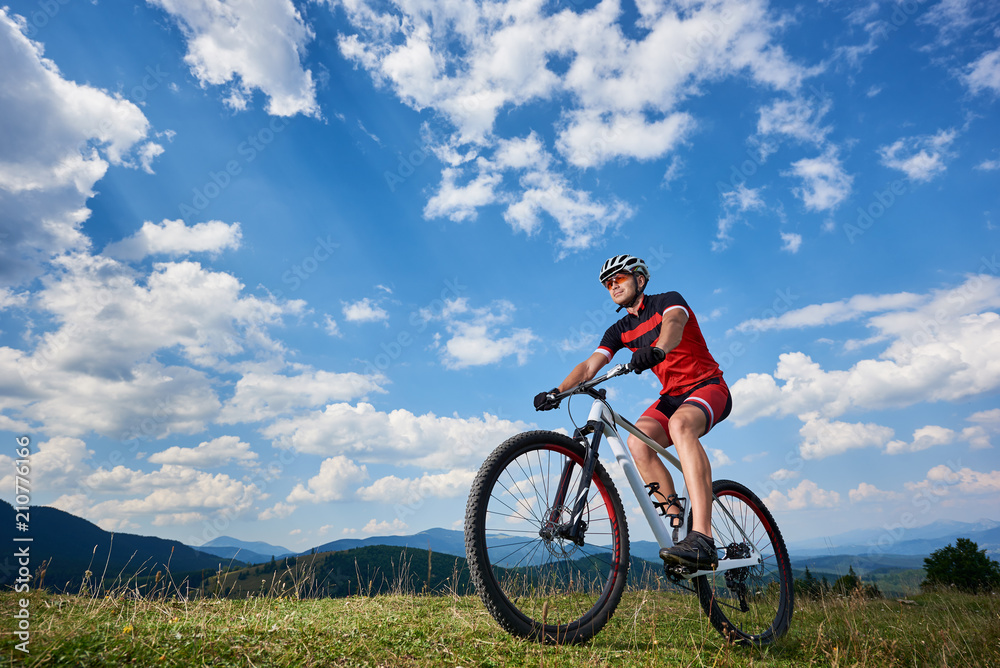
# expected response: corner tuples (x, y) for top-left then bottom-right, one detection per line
(560, 364), (763, 580)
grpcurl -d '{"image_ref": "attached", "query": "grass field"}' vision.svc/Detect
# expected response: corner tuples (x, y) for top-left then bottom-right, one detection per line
(3, 586), (999, 667)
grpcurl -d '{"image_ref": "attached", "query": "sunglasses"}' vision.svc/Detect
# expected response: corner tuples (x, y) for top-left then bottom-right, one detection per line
(604, 272), (633, 289)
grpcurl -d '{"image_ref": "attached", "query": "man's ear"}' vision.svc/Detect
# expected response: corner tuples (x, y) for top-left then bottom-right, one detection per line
(636, 274), (646, 290)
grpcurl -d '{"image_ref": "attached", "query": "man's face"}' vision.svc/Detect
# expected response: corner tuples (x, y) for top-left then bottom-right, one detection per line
(605, 271), (639, 305)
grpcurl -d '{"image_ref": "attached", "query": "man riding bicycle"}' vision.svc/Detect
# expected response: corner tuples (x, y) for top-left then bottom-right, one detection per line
(535, 254), (732, 570)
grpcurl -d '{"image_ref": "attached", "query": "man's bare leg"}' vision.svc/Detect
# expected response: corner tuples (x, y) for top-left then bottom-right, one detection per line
(627, 416), (683, 520)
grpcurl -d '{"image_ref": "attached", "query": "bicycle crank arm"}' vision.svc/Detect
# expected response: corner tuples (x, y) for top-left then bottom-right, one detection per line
(672, 553), (763, 580)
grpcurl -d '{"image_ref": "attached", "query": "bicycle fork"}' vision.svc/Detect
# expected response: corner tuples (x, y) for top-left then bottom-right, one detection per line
(542, 420), (605, 546)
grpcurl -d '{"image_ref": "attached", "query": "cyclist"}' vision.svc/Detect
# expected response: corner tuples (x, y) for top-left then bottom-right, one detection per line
(535, 254), (731, 570)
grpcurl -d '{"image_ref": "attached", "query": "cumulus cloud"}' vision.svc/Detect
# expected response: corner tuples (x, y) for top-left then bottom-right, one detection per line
(0, 10), (159, 286)
(342, 297), (389, 323)
(755, 95), (832, 153)
(147, 435), (258, 468)
(147, 0), (319, 116)
(356, 469), (477, 502)
(218, 368), (386, 424)
(798, 413), (896, 460)
(0, 252), (307, 438)
(361, 518), (408, 535)
(779, 232), (802, 253)
(104, 220), (242, 261)
(849, 482), (902, 503)
(885, 425), (957, 456)
(335, 0), (812, 250)
(878, 129), (958, 182)
(963, 47), (1000, 95)
(286, 455), (368, 503)
(730, 274), (1000, 427)
(764, 479), (841, 511)
(429, 299), (537, 369)
(52, 463), (262, 530)
(905, 464), (1000, 498)
(263, 402), (530, 469)
(786, 147), (853, 211)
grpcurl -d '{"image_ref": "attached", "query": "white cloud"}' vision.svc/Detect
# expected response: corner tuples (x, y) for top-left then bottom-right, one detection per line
(730, 275), (1000, 427)
(356, 469), (477, 502)
(905, 464), (1000, 497)
(0, 10), (157, 286)
(708, 448), (733, 467)
(434, 300), (537, 369)
(780, 232), (802, 253)
(976, 158), (1000, 171)
(849, 482), (902, 503)
(336, 0), (812, 251)
(263, 402), (530, 469)
(342, 297), (389, 323)
(424, 139), (633, 251)
(769, 468), (800, 481)
(798, 413), (896, 460)
(787, 147), (853, 211)
(424, 161), (502, 223)
(323, 314), (342, 337)
(361, 518), (408, 535)
(733, 289), (923, 333)
(104, 220), (242, 261)
(1, 253), (307, 438)
(52, 463), (262, 530)
(258, 502), (297, 521)
(147, 0), (318, 117)
(878, 129), (957, 182)
(218, 367), (386, 424)
(764, 479), (841, 511)
(286, 455), (368, 503)
(755, 95), (832, 151)
(714, 184), (765, 251)
(147, 435), (258, 468)
(0, 436), (91, 494)
(884, 425), (956, 456)
(964, 47), (1000, 94)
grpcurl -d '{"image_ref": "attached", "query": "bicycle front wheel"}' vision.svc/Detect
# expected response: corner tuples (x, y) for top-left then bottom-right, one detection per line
(464, 431), (629, 644)
(694, 479), (794, 646)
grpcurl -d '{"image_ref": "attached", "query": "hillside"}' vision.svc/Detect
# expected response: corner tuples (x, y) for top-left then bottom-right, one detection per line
(0, 500), (237, 593)
(204, 545), (474, 598)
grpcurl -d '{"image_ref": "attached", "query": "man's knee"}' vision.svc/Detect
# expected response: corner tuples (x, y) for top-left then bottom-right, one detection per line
(628, 434), (654, 463)
(668, 410), (705, 444)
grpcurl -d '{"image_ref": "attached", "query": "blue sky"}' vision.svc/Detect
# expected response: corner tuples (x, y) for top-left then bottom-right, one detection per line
(1, 0), (998, 553)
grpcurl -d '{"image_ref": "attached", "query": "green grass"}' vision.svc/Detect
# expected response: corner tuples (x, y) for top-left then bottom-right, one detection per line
(3, 588), (999, 667)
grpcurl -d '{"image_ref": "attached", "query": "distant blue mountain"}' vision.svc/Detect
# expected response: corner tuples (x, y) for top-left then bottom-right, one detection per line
(785, 518), (1000, 558)
(193, 536), (294, 564)
(304, 527), (466, 558)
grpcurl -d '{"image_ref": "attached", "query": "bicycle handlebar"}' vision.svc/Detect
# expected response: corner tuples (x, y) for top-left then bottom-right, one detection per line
(553, 362), (635, 401)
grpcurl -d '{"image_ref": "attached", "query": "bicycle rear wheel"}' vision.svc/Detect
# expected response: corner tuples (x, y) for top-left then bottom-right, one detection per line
(464, 431), (629, 644)
(694, 479), (794, 646)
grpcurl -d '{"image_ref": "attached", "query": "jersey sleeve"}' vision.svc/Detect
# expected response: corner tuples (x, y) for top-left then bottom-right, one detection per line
(595, 324), (622, 361)
(660, 291), (691, 319)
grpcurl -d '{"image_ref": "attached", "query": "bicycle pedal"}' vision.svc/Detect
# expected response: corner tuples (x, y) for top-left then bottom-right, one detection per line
(664, 562), (696, 577)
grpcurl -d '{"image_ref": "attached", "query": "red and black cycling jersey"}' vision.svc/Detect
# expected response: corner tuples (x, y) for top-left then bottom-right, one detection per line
(596, 291), (723, 396)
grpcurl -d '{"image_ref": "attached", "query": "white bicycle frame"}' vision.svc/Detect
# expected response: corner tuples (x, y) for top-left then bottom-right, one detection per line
(574, 364), (763, 579)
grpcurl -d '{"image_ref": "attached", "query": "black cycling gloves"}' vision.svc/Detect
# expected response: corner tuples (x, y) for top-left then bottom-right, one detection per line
(631, 346), (665, 373)
(533, 388), (561, 411)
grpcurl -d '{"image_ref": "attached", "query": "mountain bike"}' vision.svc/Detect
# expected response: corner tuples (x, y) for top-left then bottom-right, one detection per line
(464, 363), (793, 645)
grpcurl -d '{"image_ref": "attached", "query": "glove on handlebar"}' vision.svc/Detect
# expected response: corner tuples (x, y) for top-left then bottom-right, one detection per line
(533, 388), (561, 411)
(630, 346), (665, 373)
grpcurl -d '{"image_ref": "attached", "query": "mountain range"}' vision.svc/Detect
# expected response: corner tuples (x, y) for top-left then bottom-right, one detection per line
(6, 497), (997, 597)
(0, 500), (230, 593)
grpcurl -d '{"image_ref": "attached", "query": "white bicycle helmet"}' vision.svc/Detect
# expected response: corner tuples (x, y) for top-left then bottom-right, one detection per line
(599, 254), (650, 285)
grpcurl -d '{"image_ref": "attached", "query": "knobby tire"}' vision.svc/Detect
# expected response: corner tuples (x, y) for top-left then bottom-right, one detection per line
(464, 431), (629, 644)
